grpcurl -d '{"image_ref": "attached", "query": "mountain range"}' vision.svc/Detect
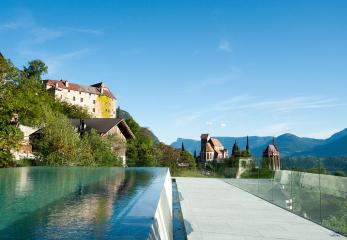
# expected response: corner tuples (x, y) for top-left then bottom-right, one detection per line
(171, 129), (347, 157)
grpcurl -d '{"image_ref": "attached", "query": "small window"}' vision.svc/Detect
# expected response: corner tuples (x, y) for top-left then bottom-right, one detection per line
(79, 91), (81, 94)
(93, 100), (96, 104)
(89, 93), (91, 96)
(68, 90), (70, 92)
(73, 96), (76, 101)
(93, 108), (95, 112)
(80, 98), (83, 102)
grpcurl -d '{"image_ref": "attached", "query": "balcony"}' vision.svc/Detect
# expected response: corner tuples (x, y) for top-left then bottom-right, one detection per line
(175, 162), (347, 240)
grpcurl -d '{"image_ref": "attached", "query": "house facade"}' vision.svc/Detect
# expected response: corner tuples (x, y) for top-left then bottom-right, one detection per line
(69, 118), (135, 166)
(43, 80), (117, 118)
(200, 134), (228, 163)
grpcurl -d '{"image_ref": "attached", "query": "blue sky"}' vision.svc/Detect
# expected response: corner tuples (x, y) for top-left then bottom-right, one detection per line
(1, 0), (347, 144)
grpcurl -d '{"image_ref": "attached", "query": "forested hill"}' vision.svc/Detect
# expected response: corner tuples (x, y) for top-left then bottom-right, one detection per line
(171, 129), (347, 157)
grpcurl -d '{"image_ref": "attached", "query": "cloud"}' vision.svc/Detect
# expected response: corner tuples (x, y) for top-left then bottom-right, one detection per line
(220, 123), (227, 127)
(210, 96), (345, 114)
(218, 39), (232, 53)
(18, 48), (93, 76)
(0, 12), (101, 44)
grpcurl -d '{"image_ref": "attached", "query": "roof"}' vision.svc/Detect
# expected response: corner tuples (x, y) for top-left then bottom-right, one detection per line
(43, 80), (116, 99)
(206, 143), (214, 152)
(210, 137), (224, 148)
(69, 118), (135, 139)
(263, 144), (280, 156)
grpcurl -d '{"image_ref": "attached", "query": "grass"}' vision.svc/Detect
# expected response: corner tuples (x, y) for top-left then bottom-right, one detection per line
(172, 169), (215, 178)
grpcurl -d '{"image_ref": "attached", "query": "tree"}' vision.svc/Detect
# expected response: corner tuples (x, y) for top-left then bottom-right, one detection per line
(180, 150), (196, 170)
(82, 130), (122, 166)
(22, 59), (48, 80)
(32, 111), (94, 166)
(153, 143), (180, 175)
(181, 142), (185, 151)
(0, 54), (23, 166)
(125, 117), (155, 166)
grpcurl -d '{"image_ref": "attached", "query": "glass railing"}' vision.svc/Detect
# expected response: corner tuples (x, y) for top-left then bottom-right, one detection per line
(202, 157), (347, 236)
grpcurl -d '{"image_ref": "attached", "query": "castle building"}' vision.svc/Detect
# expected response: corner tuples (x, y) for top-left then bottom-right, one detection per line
(200, 134), (228, 162)
(263, 137), (281, 170)
(43, 80), (116, 118)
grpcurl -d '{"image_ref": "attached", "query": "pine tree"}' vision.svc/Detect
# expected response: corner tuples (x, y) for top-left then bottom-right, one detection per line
(181, 142), (185, 151)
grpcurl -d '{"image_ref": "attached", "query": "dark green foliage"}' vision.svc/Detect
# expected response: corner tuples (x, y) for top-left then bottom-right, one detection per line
(116, 107), (132, 120)
(82, 130), (122, 166)
(125, 117), (155, 167)
(52, 100), (91, 119)
(141, 127), (160, 144)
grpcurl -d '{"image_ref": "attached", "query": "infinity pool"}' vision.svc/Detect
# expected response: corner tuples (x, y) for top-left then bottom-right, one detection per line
(0, 167), (172, 239)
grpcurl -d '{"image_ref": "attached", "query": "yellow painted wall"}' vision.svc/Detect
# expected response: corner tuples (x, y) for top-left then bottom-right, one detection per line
(97, 95), (111, 118)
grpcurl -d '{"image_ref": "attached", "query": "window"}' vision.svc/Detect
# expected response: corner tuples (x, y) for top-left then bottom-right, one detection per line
(93, 100), (96, 104)
(89, 93), (91, 96)
(79, 91), (81, 94)
(80, 98), (83, 102)
(73, 96), (76, 101)
(68, 90), (70, 92)
(93, 108), (95, 112)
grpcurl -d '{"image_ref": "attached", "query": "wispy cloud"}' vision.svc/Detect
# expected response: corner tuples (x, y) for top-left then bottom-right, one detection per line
(218, 39), (232, 53)
(210, 96), (344, 113)
(0, 12), (101, 44)
(220, 123), (227, 127)
(18, 48), (93, 76)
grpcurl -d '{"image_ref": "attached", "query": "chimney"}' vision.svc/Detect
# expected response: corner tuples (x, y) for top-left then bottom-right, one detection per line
(55, 82), (59, 88)
(65, 80), (69, 87)
(100, 87), (104, 94)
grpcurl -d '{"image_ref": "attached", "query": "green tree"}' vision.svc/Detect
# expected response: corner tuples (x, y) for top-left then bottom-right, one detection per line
(0, 54), (23, 166)
(82, 130), (122, 166)
(125, 117), (155, 166)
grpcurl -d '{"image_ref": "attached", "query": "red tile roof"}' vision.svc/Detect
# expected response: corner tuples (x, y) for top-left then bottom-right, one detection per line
(210, 137), (223, 148)
(43, 80), (116, 99)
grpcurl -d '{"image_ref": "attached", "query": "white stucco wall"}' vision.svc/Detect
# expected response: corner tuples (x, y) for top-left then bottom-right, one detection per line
(47, 86), (116, 118)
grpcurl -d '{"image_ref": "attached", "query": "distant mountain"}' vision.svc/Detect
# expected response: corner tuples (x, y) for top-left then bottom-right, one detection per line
(325, 128), (347, 143)
(171, 128), (347, 157)
(252, 134), (324, 156)
(296, 135), (347, 157)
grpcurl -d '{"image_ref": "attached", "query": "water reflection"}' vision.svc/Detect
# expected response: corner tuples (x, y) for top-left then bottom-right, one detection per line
(0, 167), (167, 239)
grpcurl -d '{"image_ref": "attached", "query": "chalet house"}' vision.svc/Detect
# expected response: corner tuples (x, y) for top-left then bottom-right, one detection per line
(200, 134), (228, 163)
(43, 80), (117, 118)
(69, 118), (135, 166)
(263, 137), (281, 170)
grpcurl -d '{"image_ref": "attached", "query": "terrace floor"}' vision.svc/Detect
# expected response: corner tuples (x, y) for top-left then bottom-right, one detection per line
(175, 177), (346, 240)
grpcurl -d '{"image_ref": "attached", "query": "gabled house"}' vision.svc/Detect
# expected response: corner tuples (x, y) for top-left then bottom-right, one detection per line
(200, 134), (228, 163)
(69, 118), (135, 165)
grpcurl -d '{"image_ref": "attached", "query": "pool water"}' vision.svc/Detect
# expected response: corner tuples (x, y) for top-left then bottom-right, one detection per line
(0, 167), (170, 239)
